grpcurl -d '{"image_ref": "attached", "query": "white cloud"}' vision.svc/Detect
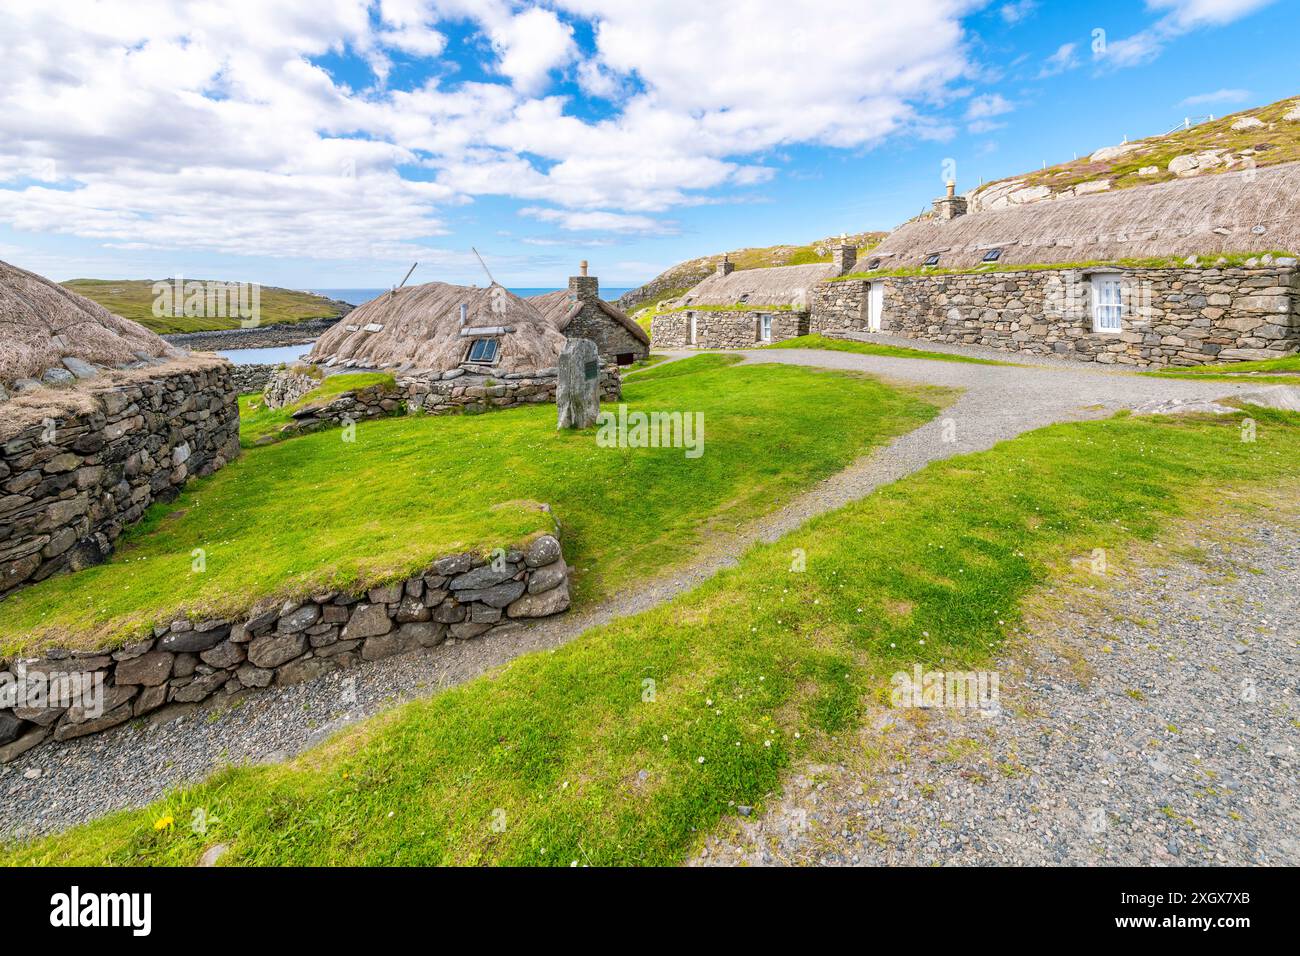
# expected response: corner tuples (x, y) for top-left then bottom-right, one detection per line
(1180, 87), (1251, 106)
(0, 0), (981, 266)
(999, 1), (1037, 25)
(1037, 42), (1080, 78)
(1098, 0), (1276, 67)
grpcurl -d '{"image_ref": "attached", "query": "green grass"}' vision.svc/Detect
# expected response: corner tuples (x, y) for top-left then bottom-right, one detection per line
(834, 251), (1298, 283)
(238, 373), (397, 447)
(0, 356), (944, 655)
(61, 279), (350, 335)
(762, 333), (1015, 366)
(10, 403), (1298, 866)
(622, 353), (673, 374)
(1143, 354), (1300, 382)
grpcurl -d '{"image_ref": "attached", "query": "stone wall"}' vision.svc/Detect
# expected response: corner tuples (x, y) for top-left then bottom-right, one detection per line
(399, 366), (622, 415)
(809, 266), (1300, 366)
(229, 364), (274, 395)
(651, 310), (808, 349)
(266, 380), (403, 443)
(0, 362), (240, 599)
(0, 533), (572, 760)
(566, 303), (649, 363)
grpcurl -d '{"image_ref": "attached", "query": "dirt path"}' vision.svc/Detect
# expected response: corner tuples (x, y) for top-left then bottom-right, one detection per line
(696, 496), (1300, 866)
(0, 347), (1276, 838)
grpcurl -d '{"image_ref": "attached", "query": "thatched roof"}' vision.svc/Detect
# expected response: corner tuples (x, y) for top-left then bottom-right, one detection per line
(305, 282), (566, 373)
(0, 259), (181, 388)
(528, 290), (650, 346)
(671, 263), (836, 309)
(869, 161), (1300, 270)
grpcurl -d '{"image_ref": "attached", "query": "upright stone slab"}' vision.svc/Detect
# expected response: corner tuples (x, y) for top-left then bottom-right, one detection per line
(556, 338), (600, 429)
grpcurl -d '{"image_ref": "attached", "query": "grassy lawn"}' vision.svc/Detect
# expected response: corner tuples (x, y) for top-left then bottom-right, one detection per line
(622, 353), (673, 374)
(763, 333), (1014, 366)
(1, 355), (945, 655)
(238, 372), (397, 447)
(62, 279), (350, 335)
(8, 403), (1297, 865)
(1143, 354), (1300, 383)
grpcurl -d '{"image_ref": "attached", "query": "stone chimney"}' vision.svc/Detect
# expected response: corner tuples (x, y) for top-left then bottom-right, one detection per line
(569, 261), (599, 303)
(717, 255), (735, 277)
(832, 235), (857, 276)
(932, 181), (968, 221)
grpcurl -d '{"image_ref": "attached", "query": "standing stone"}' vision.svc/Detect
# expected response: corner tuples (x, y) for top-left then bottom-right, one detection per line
(556, 338), (600, 430)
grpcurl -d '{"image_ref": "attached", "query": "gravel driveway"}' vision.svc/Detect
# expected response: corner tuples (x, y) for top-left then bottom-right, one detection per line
(696, 501), (1299, 866)
(0, 345), (1282, 840)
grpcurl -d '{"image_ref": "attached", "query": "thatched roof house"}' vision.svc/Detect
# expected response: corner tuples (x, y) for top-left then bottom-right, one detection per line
(306, 282), (567, 374)
(668, 261), (838, 310)
(0, 258), (181, 391)
(868, 161), (1300, 271)
(527, 263), (648, 364)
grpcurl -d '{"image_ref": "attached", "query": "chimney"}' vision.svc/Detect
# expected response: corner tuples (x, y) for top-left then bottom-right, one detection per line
(569, 262), (599, 303)
(932, 180), (968, 221)
(717, 255), (735, 277)
(832, 236), (857, 276)
(459, 303), (468, 325)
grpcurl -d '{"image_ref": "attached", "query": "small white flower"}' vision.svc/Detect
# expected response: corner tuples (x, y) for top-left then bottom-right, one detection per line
(697, 756), (705, 764)
(764, 740), (772, 747)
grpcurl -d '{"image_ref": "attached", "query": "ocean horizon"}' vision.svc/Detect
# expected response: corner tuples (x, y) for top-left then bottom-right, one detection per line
(311, 287), (635, 306)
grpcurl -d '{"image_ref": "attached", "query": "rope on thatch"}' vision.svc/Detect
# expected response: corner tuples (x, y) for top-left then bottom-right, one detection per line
(306, 281), (566, 373)
(870, 161), (1300, 270)
(671, 263), (836, 308)
(0, 259), (181, 387)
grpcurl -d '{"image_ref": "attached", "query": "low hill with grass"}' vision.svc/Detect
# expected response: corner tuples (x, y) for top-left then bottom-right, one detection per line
(617, 231), (887, 315)
(968, 93), (1300, 211)
(61, 279), (353, 335)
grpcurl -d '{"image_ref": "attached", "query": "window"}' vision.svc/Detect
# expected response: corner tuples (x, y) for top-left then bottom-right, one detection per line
(759, 315), (773, 342)
(866, 258), (881, 271)
(466, 338), (500, 363)
(1090, 275), (1124, 333)
(923, 253), (941, 266)
(617, 353), (635, 366)
(982, 248), (1002, 263)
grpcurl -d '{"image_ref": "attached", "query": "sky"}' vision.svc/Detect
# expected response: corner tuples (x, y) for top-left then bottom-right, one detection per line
(0, 0), (1293, 290)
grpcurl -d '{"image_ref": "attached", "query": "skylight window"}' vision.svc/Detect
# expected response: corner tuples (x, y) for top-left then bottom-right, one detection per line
(923, 253), (941, 267)
(982, 248), (1002, 262)
(467, 338), (499, 363)
(866, 258), (881, 270)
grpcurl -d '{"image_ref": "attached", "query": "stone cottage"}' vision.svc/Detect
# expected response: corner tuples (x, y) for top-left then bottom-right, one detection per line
(809, 163), (1300, 366)
(0, 259), (240, 598)
(296, 281), (620, 416)
(651, 242), (860, 349)
(528, 263), (649, 365)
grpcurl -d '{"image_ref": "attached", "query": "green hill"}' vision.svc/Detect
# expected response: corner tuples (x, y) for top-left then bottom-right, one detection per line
(62, 278), (352, 335)
(617, 231), (887, 315)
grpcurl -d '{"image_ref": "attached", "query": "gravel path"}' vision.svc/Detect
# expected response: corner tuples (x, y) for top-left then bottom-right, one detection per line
(697, 499), (1300, 866)
(0, 346), (1276, 839)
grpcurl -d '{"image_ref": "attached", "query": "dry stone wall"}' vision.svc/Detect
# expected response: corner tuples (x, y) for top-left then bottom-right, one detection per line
(651, 310), (808, 349)
(0, 362), (240, 599)
(809, 266), (1300, 366)
(0, 533), (572, 760)
(399, 366), (621, 414)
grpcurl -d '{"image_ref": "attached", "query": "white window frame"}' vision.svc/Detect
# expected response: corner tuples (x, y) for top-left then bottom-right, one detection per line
(759, 314), (773, 342)
(1090, 274), (1125, 334)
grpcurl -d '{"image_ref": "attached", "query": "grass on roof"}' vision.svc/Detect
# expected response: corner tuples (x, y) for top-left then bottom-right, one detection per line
(762, 334), (1015, 366)
(834, 251), (1298, 283)
(0, 354), (947, 656)
(11, 403), (1299, 865)
(238, 372), (397, 447)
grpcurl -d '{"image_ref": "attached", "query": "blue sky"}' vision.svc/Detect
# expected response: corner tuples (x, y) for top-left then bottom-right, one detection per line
(0, 0), (1292, 290)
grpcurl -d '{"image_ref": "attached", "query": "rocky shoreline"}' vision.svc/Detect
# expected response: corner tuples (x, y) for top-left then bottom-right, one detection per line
(163, 315), (346, 352)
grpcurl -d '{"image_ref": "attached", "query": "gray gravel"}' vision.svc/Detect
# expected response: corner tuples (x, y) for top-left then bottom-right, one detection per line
(696, 508), (1300, 866)
(0, 345), (1279, 840)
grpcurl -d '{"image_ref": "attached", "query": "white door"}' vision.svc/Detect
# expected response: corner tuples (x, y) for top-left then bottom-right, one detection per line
(689, 313), (698, 345)
(760, 315), (772, 342)
(867, 282), (884, 332)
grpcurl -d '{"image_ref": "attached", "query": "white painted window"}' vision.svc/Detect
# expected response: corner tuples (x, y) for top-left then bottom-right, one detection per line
(759, 314), (772, 342)
(1090, 274), (1124, 333)
(689, 313), (698, 345)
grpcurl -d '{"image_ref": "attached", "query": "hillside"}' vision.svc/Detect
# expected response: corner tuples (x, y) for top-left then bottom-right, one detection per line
(617, 231), (886, 314)
(61, 278), (352, 335)
(968, 94), (1300, 211)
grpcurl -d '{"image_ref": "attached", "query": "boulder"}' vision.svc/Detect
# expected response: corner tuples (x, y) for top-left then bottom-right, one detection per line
(277, 603), (321, 634)
(113, 651), (174, 686)
(247, 631), (308, 669)
(507, 581), (571, 618)
(361, 629), (419, 661)
(343, 603), (392, 639)
(525, 534), (562, 568)
(450, 564), (518, 590)
(527, 558), (568, 594)
(457, 579), (526, 608)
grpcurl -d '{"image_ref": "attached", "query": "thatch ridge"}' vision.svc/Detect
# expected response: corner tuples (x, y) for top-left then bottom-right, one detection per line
(527, 289), (650, 346)
(671, 263), (836, 309)
(306, 282), (566, 373)
(0, 259), (181, 387)
(870, 161), (1300, 270)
